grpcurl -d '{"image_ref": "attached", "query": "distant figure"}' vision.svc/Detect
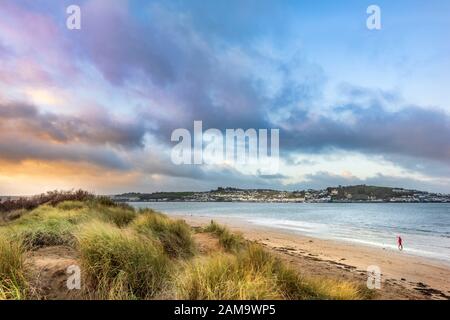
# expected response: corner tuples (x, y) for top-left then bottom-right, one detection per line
(397, 236), (403, 251)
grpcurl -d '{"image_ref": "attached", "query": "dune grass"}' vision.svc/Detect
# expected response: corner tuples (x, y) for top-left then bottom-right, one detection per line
(176, 243), (366, 300)
(204, 220), (245, 252)
(0, 194), (370, 300)
(56, 198), (137, 227)
(76, 220), (172, 299)
(132, 210), (195, 258)
(241, 244), (366, 300)
(5, 205), (82, 249)
(175, 253), (281, 299)
(87, 200), (137, 227)
(0, 190), (94, 218)
(3, 199), (137, 249)
(0, 235), (28, 300)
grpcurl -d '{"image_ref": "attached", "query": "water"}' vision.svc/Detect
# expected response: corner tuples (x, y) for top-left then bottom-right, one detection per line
(130, 202), (450, 263)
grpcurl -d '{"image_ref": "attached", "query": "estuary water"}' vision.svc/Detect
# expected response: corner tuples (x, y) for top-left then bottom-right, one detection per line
(130, 202), (450, 263)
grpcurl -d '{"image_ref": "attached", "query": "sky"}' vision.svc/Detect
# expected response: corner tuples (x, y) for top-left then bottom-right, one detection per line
(0, 0), (449, 195)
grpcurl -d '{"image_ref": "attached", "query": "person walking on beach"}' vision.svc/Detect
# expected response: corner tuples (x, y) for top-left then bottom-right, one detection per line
(397, 236), (403, 251)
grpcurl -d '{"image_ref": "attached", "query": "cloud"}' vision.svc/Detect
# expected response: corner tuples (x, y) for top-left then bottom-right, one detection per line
(75, 2), (450, 169)
(0, 1), (78, 86)
(0, 101), (147, 148)
(0, 99), (148, 170)
(281, 92), (450, 165)
(0, 134), (130, 170)
(0, 0), (449, 193)
(77, 1), (322, 138)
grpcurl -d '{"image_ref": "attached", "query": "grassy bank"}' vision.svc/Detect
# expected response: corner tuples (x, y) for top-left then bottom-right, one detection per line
(0, 191), (369, 300)
(0, 235), (28, 299)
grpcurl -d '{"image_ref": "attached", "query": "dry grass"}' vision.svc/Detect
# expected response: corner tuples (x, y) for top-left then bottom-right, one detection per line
(176, 236), (367, 300)
(175, 253), (281, 299)
(5, 206), (80, 249)
(132, 210), (195, 258)
(87, 200), (137, 227)
(76, 220), (172, 299)
(0, 195), (370, 300)
(204, 220), (245, 252)
(0, 190), (94, 218)
(0, 235), (28, 300)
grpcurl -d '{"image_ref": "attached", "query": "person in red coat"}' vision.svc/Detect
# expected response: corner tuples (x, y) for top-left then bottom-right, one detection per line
(397, 236), (403, 251)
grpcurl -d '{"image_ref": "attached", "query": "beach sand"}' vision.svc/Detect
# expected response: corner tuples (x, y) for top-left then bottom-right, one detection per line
(177, 214), (450, 300)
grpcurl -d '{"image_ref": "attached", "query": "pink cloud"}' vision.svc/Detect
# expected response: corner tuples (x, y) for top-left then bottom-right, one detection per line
(0, 2), (78, 86)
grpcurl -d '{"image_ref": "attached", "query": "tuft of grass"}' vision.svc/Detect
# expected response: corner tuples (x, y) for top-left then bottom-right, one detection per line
(204, 220), (245, 252)
(4, 201), (138, 250)
(132, 210), (195, 258)
(0, 209), (27, 223)
(176, 242), (365, 300)
(240, 244), (365, 300)
(175, 254), (281, 300)
(91, 196), (117, 207)
(294, 276), (366, 300)
(6, 205), (83, 249)
(76, 220), (172, 299)
(88, 202), (137, 227)
(56, 201), (86, 211)
(0, 235), (28, 300)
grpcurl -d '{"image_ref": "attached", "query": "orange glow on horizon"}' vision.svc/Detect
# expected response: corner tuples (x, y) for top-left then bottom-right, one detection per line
(0, 159), (141, 196)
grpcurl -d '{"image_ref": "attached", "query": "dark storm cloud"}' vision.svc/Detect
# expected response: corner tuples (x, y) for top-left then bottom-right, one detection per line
(77, 1), (276, 135)
(282, 101), (450, 164)
(0, 102), (147, 149)
(0, 135), (129, 169)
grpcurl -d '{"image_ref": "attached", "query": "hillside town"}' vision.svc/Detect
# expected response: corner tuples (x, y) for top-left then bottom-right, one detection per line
(113, 185), (450, 203)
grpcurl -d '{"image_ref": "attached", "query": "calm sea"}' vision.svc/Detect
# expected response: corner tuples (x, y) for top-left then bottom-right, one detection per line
(130, 202), (450, 263)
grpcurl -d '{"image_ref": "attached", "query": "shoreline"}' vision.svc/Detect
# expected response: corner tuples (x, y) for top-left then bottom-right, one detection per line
(174, 213), (450, 300)
(122, 200), (450, 204)
(130, 202), (450, 265)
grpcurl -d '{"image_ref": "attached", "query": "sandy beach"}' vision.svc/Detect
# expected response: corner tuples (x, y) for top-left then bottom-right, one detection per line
(177, 214), (450, 300)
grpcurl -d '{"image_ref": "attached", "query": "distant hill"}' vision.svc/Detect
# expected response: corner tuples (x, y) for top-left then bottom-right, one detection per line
(326, 185), (415, 201)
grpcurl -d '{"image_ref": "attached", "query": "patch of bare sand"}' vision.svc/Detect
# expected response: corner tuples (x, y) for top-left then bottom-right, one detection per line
(193, 232), (221, 255)
(25, 246), (81, 300)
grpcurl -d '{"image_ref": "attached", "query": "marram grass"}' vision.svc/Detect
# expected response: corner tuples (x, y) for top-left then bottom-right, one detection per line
(0, 235), (28, 300)
(0, 196), (369, 300)
(76, 220), (172, 299)
(204, 220), (245, 252)
(175, 243), (366, 300)
(132, 210), (195, 258)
